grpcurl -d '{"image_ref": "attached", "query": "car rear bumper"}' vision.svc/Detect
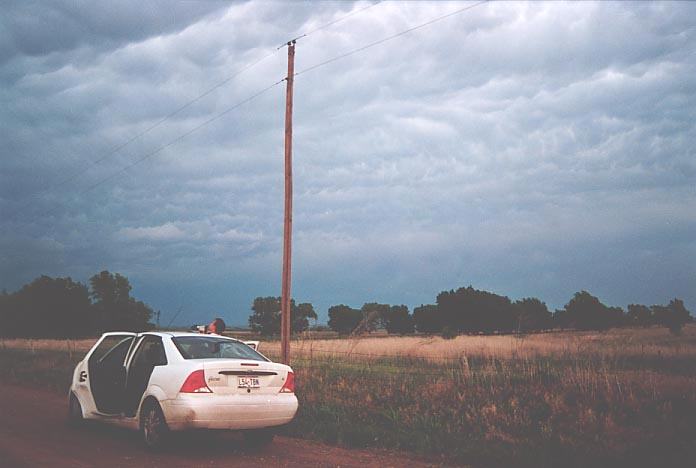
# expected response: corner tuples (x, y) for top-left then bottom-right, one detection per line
(161, 393), (298, 430)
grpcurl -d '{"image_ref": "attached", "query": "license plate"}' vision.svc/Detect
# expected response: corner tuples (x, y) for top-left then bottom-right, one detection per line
(238, 376), (260, 388)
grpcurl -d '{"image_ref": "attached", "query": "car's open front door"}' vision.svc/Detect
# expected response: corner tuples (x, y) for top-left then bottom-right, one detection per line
(84, 333), (137, 415)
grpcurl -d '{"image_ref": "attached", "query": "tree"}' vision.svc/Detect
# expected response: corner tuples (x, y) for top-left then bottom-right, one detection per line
(413, 304), (441, 334)
(653, 299), (692, 334)
(513, 298), (551, 332)
(0, 276), (93, 338)
(90, 271), (131, 304)
(293, 302), (318, 333)
(0, 289), (11, 337)
(359, 303), (391, 332)
(0, 272), (155, 338)
(248, 297), (317, 336)
(627, 304), (653, 327)
(383, 305), (415, 335)
(561, 291), (624, 331)
(89, 271), (153, 332)
(249, 297), (280, 335)
(607, 306), (626, 328)
(553, 308), (571, 330)
(327, 305), (362, 335)
(436, 286), (515, 334)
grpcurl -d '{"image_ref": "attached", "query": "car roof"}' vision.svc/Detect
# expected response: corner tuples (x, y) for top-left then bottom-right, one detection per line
(106, 331), (241, 340)
(147, 331), (236, 338)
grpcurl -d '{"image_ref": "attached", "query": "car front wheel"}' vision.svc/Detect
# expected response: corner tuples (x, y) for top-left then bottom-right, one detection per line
(67, 392), (84, 427)
(140, 401), (169, 449)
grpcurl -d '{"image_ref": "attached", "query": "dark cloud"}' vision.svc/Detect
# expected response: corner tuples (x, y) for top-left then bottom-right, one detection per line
(1, 1), (695, 324)
(0, 0), (229, 66)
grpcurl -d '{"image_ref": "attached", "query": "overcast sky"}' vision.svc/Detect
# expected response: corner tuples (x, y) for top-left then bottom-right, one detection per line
(1, 1), (695, 326)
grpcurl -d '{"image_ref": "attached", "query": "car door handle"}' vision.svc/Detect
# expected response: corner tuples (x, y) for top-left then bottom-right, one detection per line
(79, 371), (87, 382)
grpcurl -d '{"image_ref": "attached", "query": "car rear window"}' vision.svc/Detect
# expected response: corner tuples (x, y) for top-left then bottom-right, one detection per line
(172, 336), (268, 361)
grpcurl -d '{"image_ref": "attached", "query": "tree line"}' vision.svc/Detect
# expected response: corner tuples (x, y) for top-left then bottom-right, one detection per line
(247, 298), (415, 337)
(322, 287), (692, 337)
(248, 296), (317, 335)
(2, 273), (691, 339)
(0, 271), (154, 338)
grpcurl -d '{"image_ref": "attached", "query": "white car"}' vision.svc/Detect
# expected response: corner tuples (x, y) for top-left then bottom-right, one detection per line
(68, 331), (298, 448)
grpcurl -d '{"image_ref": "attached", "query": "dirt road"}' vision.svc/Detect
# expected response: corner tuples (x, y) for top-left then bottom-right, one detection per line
(0, 384), (441, 468)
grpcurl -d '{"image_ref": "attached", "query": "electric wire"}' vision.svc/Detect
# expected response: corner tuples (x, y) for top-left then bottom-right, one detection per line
(3, 78), (284, 230)
(295, 0), (489, 78)
(6, 1), (489, 227)
(166, 305), (185, 329)
(79, 79), (285, 195)
(21, 48), (280, 203)
(89, 50), (279, 169)
(278, 0), (383, 48)
(11, 0), (385, 213)
(77, 1), (386, 195)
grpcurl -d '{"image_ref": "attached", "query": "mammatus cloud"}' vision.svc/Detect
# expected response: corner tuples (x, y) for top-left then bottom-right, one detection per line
(118, 223), (186, 241)
(1, 1), (695, 325)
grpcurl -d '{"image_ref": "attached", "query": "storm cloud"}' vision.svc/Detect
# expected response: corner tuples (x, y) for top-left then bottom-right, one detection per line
(1, 1), (695, 325)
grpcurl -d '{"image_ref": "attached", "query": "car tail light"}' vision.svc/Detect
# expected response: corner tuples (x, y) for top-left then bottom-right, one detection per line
(280, 371), (295, 393)
(180, 369), (212, 393)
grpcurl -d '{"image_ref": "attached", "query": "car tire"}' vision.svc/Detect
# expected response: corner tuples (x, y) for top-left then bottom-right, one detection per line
(67, 392), (84, 427)
(243, 428), (275, 447)
(140, 401), (169, 450)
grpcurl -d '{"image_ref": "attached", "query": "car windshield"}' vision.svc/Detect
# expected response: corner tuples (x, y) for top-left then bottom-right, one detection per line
(172, 336), (268, 361)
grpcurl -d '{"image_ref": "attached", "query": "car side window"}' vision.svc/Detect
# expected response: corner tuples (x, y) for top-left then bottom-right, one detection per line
(172, 336), (268, 361)
(89, 335), (135, 368)
(130, 336), (167, 368)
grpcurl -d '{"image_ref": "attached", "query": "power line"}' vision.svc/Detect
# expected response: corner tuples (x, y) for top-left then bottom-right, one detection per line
(17, 48), (280, 206)
(295, 0), (489, 78)
(94, 0), (486, 196)
(279, 1), (383, 48)
(80, 79), (285, 195)
(75, 1), (385, 195)
(4, 78), (284, 230)
(303, 1), (383, 37)
(90, 50), (280, 168)
(13, 1), (385, 212)
(166, 305), (184, 329)
(5, 1), (489, 228)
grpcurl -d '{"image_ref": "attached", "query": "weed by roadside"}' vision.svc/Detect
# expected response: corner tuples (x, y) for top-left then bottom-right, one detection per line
(2, 328), (696, 467)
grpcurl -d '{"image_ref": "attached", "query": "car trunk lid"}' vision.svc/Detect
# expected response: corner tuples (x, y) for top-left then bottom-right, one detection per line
(202, 360), (290, 395)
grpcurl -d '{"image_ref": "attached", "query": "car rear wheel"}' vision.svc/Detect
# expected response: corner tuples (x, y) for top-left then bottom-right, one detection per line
(243, 428), (275, 447)
(140, 401), (169, 449)
(67, 392), (84, 427)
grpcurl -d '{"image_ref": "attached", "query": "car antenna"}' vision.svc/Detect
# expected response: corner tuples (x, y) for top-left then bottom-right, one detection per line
(164, 305), (184, 329)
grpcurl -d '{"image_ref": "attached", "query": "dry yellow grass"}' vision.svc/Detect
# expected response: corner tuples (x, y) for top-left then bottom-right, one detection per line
(263, 324), (696, 362)
(0, 337), (96, 353)
(2, 325), (695, 465)
(2, 325), (695, 362)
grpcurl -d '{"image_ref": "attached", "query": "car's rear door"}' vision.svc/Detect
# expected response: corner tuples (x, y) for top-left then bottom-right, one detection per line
(123, 335), (167, 416)
(86, 333), (137, 415)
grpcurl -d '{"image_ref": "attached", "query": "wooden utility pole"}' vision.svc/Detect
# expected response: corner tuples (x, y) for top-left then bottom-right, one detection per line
(281, 41), (295, 365)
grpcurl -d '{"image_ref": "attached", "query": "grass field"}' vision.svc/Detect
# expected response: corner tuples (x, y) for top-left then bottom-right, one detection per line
(2, 326), (695, 467)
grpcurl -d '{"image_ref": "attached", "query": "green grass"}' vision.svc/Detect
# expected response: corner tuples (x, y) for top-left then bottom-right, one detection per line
(0, 348), (81, 392)
(2, 333), (696, 467)
(273, 353), (696, 467)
